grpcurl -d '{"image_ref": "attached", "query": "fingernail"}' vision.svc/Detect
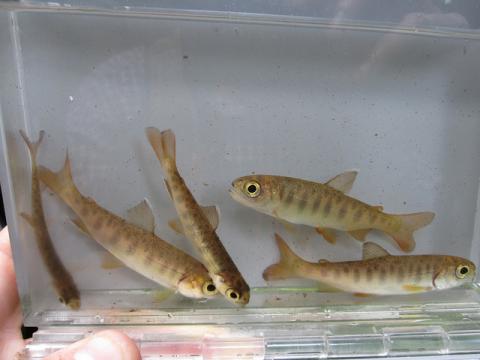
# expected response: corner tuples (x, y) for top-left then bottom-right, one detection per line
(74, 335), (124, 360)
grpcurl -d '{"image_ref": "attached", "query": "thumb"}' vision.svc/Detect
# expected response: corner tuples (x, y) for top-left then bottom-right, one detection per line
(44, 330), (141, 360)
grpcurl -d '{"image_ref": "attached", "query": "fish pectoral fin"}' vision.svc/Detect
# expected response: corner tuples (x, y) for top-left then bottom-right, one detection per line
(20, 212), (36, 227)
(70, 217), (93, 237)
(152, 289), (174, 304)
(315, 227), (337, 244)
(168, 205), (220, 235)
(403, 284), (432, 293)
(126, 198), (156, 233)
(325, 170), (358, 193)
(348, 229), (370, 242)
(101, 252), (125, 269)
(362, 242), (390, 260)
(163, 179), (173, 200)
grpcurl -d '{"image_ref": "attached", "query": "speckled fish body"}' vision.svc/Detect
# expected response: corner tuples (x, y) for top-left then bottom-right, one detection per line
(264, 234), (476, 295)
(19, 130), (80, 309)
(146, 127), (250, 305)
(37, 154), (217, 299)
(230, 175), (434, 252)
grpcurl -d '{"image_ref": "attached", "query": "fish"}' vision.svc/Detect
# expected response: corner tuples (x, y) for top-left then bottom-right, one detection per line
(19, 130), (80, 309)
(263, 233), (476, 295)
(229, 174), (435, 252)
(146, 127), (250, 305)
(37, 153), (218, 299)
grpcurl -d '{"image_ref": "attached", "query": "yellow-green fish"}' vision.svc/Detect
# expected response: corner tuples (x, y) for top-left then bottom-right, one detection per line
(37, 153), (218, 299)
(19, 130), (80, 309)
(230, 174), (434, 252)
(264, 233), (476, 295)
(146, 127), (250, 305)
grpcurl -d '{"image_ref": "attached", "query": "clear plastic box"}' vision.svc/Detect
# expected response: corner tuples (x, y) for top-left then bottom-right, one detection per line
(1, 1), (480, 358)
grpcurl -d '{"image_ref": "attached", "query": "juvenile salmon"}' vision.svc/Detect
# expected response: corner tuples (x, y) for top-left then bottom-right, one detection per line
(264, 233), (475, 295)
(230, 174), (434, 252)
(37, 153), (218, 299)
(19, 130), (80, 309)
(146, 127), (250, 305)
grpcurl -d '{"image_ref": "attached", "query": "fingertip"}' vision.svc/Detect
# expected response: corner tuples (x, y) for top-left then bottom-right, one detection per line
(45, 329), (141, 360)
(93, 330), (141, 360)
(0, 226), (9, 242)
(0, 226), (11, 257)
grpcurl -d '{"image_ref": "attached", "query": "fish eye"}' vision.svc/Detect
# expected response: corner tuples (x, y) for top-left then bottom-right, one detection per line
(58, 297), (65, 304)
(456, 265), (470, 278)
(245, 181), (260, 198)
(203, 281), (217, 294)
(226, 288), (239, 300)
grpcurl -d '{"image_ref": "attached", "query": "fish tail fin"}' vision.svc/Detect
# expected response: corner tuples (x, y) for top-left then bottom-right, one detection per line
(387, 212), (435, 252)
(263, 233), (304, 281)
(145, 127), (177, 172)
(19, 130), (45, 165)
(37, 152), (79, 207)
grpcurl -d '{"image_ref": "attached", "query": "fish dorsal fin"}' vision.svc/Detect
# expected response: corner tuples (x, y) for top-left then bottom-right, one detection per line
(362, 242), (390, 260)
(168, 205), (219, 235)
(325, 171), (358, 193)
(163, 179), (173, 200)
(126, 199), (155, 233)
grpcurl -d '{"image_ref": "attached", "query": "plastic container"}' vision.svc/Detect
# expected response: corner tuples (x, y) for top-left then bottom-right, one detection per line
(1, 1), (480, 358)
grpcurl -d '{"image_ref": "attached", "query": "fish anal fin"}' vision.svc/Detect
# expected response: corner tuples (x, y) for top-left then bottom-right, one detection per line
(373, 205), (384, 211)
(101, 252), (124, 269)
(325, 171), (358, 193)
(362, 242), (390, 260)
(348, 229), (370, 242)
(20, 212), (35, 227)
(316, 227), (337, 244)
(70, 217), (93, 238)
(403, 284), (432, 293)
(169, 205), (219, 235)
(126, 199), (155, 233)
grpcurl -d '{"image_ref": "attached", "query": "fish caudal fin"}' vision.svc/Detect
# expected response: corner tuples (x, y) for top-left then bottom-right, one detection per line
(263, 233), (304, 281)
(145, 127), (176, 172)
(388, 212), (435, 252)
(19, 130), (45, 165)
(37, 153), (79, 207)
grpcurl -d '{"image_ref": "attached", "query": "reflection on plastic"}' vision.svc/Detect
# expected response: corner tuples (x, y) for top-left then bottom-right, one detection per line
(140, 336), (265, 359)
